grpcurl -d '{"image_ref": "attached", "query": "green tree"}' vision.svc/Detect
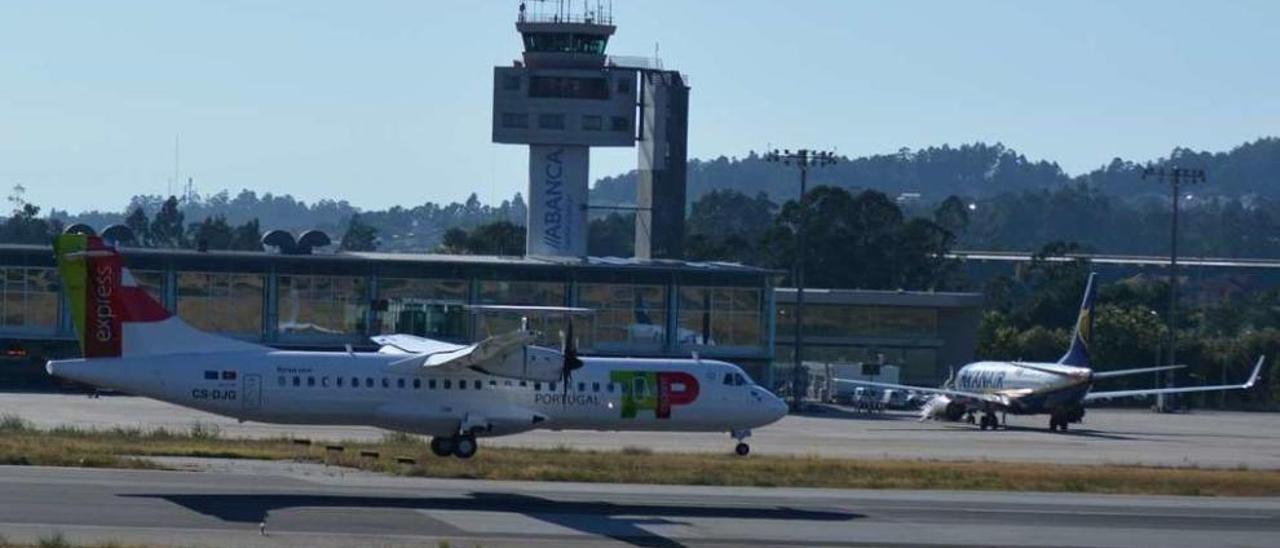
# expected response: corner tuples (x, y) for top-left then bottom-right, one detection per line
(588, 213), (633, 257)
(188, 215), (234, 250)
(437, 221), (524, 255)
(0, 185), (62, 244)
(339, 214), (378, 252)
(148, 196), (185, 248)
(231, 218), (264, 251)
(124, 207), (151, 246)
(684, 190), (776, 264)
(933, 195), (970, 236)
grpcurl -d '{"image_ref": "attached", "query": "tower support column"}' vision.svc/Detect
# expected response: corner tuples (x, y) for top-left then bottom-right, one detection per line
(527, 144), (589, 257)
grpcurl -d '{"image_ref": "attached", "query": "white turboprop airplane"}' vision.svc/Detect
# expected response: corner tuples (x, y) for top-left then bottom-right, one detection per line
(838, 273), (1266, 432)
(45, 234), (788, 458)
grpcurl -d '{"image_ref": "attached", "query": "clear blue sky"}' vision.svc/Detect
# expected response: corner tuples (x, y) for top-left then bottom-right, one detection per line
(2, 0), (1276, 214)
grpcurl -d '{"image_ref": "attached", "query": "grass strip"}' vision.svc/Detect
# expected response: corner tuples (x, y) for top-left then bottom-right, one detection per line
(2, 415), (1278, 497)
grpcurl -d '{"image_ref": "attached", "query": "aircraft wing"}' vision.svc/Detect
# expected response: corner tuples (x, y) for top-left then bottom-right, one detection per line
(1084, 356), (1265, 402)
(371, 334), (466, 355)
(1091, 364), (1185, 380)
(384, 330), (538, 375)
(833, 378), (1008, 406)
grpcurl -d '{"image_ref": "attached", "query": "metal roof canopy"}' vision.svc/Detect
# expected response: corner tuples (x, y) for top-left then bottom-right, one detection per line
(0, 244), (778, 285)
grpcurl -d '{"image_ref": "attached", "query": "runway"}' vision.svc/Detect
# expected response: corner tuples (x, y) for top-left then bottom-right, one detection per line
(2, 393), (1279, 468)
(0, 465), (1277, 547)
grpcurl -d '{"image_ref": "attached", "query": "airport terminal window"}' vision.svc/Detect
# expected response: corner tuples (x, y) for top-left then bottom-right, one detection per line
(501, 112), (528, 129)
(476, 280), (575, 347)
(678, 287), (764, 350)
(582, 115), (603, 131)
(0, 267), (58, 331)
(777, 304), (938, 339)
(537, 113), (566, 130)
(577, 283), (667, 351)
(376, 278), (466, 340)
(177, 272), (263, 336)
(276, 275), (368, 341)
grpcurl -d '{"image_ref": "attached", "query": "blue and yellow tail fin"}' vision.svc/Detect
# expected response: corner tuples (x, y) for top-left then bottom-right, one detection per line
(1058, 273), (1096, 367)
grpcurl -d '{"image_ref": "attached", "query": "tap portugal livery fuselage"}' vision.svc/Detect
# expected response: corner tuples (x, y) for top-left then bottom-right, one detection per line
(45, 234), (787, 458)
(839, 273), (1266, 432)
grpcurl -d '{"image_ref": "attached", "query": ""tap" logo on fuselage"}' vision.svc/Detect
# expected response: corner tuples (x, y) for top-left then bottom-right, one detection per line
(610, 370), (700, 419)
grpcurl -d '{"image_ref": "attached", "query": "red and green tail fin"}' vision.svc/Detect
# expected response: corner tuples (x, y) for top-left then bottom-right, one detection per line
(53, 234), (171, 358)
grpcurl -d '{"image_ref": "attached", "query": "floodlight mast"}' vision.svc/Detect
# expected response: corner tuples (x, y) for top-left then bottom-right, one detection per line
(1142, 166), (1206, 413)
(766, 148), (838, 410)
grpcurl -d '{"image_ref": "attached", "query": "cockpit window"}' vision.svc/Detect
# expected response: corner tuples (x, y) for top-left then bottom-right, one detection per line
(723, 373), (734, 386)
(734, 373), (747, 386)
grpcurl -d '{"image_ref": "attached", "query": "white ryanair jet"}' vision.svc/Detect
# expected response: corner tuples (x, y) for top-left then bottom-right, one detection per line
(45, 235), (787, 458)
(839, 273), (1266, 432)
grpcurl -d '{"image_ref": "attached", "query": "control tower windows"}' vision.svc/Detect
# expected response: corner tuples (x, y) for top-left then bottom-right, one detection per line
(501, 113), (529, 129)
(522, 33), (608, 55)
(537, 113), (565, 130)
(582, 115), (603, 131)
(529, 76), (609, 100)
(502, 74), (522, 91)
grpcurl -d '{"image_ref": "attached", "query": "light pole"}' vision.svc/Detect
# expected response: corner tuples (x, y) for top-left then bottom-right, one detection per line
(766, 148), (838, 410)
(1142, 166), (1205, 413)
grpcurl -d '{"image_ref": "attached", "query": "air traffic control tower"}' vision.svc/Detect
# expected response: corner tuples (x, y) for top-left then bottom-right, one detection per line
(493, 2), (689, 259)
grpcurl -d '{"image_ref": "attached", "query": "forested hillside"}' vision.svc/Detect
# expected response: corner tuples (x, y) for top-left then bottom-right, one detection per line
(6, 136), (1277, 257)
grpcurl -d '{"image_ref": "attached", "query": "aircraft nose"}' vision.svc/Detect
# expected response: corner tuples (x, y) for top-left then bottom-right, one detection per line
(766, 393), (789, 423)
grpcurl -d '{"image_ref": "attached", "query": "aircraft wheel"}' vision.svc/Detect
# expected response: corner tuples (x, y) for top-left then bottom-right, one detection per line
(430, 436), (454, 457)
(453, 435), (478, 459)
(735, 442), (750, 457)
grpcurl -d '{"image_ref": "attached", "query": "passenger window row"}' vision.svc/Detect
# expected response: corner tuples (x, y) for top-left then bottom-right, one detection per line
(275, 375), (619, 394)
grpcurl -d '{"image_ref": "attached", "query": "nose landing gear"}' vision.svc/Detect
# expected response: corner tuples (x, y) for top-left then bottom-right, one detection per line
(731, 429), (752, 457)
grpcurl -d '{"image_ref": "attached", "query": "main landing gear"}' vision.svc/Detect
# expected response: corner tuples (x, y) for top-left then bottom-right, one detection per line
(731, 429), (752, 457)
(1048, 416), (1070, 432)
(978, 412), (1002, 431)
(430, 433), (478, 459)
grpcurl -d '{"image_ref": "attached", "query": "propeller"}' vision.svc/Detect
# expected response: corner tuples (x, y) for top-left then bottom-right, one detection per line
(560, 319), (584, 404)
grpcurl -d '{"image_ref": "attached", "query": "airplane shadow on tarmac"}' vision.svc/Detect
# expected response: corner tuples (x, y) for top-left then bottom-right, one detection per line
(125, 492), (862, 548)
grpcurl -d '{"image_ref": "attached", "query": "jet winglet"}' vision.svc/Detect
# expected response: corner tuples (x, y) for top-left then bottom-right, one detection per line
(1243, 355), (1266, 389)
